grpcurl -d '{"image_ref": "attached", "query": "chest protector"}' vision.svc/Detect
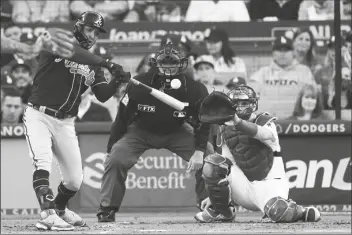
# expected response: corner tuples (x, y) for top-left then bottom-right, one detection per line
(219, 113), (276, 181)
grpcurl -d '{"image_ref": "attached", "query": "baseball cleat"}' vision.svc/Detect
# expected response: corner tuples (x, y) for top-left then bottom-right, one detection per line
(58, 208), (86, 227)
(304, 207), (321, 222)
(194, 207), (236, 223)
(97, 209), (116, 222)
(36, 209), (74, 231)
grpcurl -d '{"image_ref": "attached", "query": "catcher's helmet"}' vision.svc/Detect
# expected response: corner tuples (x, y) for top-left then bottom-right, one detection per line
(149, 42), (188, 77)
(73, 11), (106, 49)
(227, 85), (259, 119)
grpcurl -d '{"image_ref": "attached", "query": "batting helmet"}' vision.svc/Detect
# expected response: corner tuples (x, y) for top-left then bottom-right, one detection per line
(73, 11), (106, 49)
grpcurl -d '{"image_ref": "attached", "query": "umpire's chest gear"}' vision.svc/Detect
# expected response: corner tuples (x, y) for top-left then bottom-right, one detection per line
(125, 72), (206, 134)
(219, 113), (275, 181)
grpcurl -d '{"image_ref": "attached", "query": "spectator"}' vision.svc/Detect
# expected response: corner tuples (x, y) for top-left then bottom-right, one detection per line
(70, 0), (129, 21)
(203, 27), (247, 79)
(343, 30), (351, 68)
(12, 0), (70, 23)
(248, 0), (303, 21)
(10, 61), (33, 104)
(226, 76), (247, 90)
(1, 0), (13, 24)
(124, 0), (159, 22)
(343, 0), (351, 20)
(193, 55), (220, 91)
(76, 90), (112, 122)
(327, 69), (351, 111)
(1, 32), (40, 82)
(298, 0), (345, 21)
(249, 35), (316, 118)
(185, 0), (250, 22)
(1, 88), (4, 108)
(289, 28), (322, 74)
(3, 23), (21, 41)
(158, 1), (182, 22)
(135, 53), (155, 75)
(287, 83), (328, 120)
(1, 89), (23, 124)
(1, 23), (22, 67)
(314, 36), (336, 108)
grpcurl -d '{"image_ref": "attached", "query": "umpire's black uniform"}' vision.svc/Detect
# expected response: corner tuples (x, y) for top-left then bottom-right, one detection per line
(99, 69), (210, 216)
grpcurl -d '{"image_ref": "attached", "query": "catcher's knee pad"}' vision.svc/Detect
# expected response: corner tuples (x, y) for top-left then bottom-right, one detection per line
(202, 153), (233, 214)
(264, 196), (304, 223)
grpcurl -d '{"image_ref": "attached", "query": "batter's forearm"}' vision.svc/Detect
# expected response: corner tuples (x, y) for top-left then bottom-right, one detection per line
(70, 45), (106, 65)
(1, 35), (34, 53)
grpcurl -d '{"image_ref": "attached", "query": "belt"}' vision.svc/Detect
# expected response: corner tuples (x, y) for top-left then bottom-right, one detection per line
(28, 103), (74, 120)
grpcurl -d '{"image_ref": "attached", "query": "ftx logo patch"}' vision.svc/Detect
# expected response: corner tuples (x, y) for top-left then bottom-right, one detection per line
(138, 104), (156, 112)
(173, 111), (186, 118)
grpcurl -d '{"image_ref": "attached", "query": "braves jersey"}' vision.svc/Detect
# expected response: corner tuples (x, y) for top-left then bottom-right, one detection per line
(107, 70), (210, 153)
(28, 51), (117, 116)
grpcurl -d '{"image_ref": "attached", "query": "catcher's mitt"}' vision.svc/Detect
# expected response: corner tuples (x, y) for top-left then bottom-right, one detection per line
(199, 91), (236, 124)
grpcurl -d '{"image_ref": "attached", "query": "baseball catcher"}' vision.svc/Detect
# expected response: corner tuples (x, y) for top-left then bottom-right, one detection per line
(194, 85), (321, 223)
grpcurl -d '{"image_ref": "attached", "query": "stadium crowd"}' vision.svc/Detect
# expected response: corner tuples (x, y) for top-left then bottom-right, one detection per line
(1, 0), (351, 124)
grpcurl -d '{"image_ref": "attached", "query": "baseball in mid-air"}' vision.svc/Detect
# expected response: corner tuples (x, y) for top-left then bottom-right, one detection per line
(171, 79), (181, 89)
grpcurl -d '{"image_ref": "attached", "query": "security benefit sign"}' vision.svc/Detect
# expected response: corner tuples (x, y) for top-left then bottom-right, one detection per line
(282, 135), (351, 209)
(79, 134), (196, 210)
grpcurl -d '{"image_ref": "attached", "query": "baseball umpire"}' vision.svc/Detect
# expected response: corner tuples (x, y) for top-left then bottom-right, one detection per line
(97, 42), (211, 222)
(22, 11), (130, 231)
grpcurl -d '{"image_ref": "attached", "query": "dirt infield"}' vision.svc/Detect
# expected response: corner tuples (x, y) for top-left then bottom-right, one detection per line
(1, 212), (351, 234)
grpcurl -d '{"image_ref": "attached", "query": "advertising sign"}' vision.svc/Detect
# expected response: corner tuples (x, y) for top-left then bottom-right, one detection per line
(1, 138), (62, 215)
(281, 136), (351, 206)
(1, 21), (350, 43)
(1, 123), (351, 213)
(79, 135), (196, 210)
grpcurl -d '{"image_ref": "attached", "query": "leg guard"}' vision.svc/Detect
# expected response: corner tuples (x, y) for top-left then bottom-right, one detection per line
(202, 153), (233, 216)
(264, 196), (304, 223)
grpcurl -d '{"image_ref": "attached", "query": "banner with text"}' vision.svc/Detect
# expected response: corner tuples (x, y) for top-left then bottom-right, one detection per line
(1, 21), (350, 44)
(1, 122), (351, 213)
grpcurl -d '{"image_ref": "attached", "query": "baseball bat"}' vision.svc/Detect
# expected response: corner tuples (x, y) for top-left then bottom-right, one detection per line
(130, 78), (188, 111)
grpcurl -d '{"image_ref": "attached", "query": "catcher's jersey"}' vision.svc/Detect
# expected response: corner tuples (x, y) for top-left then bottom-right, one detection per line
(252, 118), (281, 152)
(222, 113), (284, 180)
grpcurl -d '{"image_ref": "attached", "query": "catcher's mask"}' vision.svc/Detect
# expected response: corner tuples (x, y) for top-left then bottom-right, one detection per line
(227, 85), (259, 119)
(149, 42), (188, 77)
(73, 11), (106, 49)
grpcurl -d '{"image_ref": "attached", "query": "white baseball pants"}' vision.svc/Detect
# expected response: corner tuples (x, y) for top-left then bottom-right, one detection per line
(23, 106), (83, 191)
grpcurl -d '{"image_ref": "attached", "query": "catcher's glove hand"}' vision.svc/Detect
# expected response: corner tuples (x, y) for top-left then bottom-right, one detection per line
(199, 91), (237, 124)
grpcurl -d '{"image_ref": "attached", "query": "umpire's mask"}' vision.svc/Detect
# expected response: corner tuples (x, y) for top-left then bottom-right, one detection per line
(149, 42), (188, 78)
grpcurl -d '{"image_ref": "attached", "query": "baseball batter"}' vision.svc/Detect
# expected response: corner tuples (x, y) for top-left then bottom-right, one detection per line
(97, 42), (210, 222)
(22, 12), (130, 231)
(195, 85), (321, 223)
